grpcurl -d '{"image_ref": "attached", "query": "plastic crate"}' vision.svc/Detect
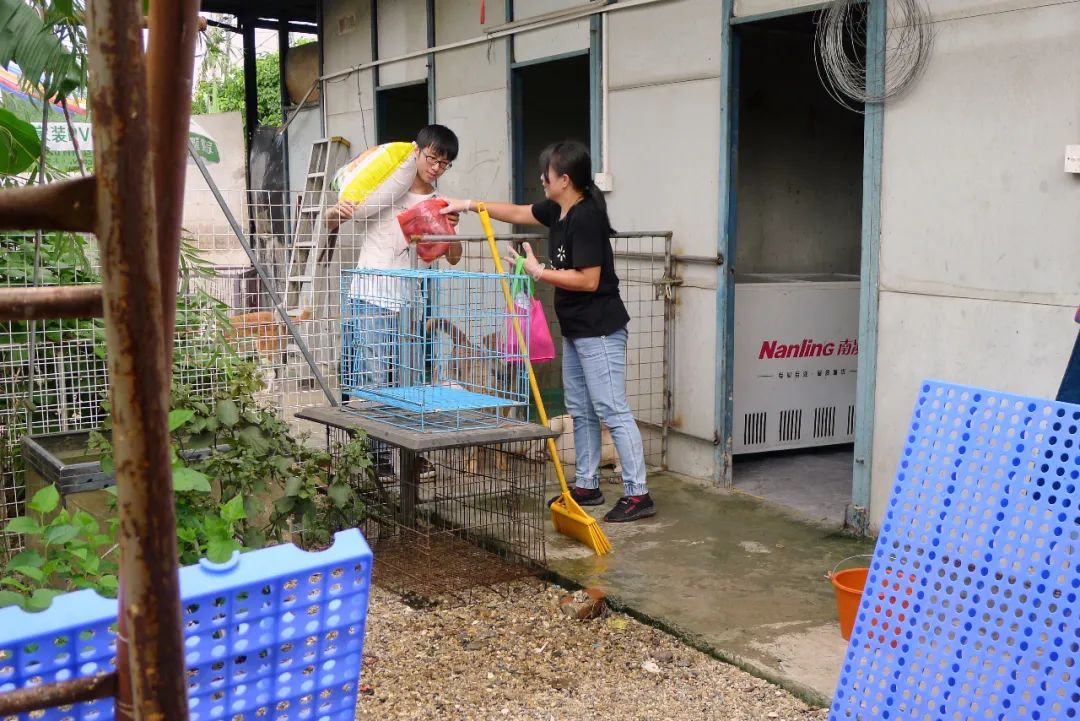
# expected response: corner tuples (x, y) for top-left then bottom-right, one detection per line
(0, 529), (372, 721)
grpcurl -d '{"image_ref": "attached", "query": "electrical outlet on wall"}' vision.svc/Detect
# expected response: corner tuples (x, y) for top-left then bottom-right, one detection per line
(594, 172), (614, 192)
(1066, 146), (1080, 174)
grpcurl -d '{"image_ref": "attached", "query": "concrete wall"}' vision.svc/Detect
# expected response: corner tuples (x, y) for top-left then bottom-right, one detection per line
(513, 0), (590, 63)
(433, 0), (511, 232)
(317, 0), (1080, 517)
(285, 103), (324, 195)
(734, 24), (863, 275)
(323, 0), (376, 149)
(184, 111), (249, 265)
(376, 0), (427, 86)
(869, 0), (1080, 528)
(734, 0), (823, 17)
(606, 0), (723, 475)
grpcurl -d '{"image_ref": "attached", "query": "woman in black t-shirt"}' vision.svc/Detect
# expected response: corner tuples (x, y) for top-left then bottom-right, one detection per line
(442, 141), (655, 523)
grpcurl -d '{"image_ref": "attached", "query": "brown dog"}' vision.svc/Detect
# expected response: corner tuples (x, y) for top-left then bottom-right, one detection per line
(426, 317), (516, 476)
(228, 308), (312, 364)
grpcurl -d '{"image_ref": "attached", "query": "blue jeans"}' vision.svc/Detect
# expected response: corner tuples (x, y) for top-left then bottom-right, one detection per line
(1056, 329), (1080, 404)
(342, 298), (399, 393)
(562, 326), (648, 497)
(342, 299), (399, 469)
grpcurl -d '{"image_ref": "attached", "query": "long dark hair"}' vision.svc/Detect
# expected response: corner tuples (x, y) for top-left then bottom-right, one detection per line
(539, 140), (613, 235)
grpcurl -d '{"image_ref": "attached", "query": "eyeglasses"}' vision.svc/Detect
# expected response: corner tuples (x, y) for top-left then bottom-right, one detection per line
(422, 151), (452, 171)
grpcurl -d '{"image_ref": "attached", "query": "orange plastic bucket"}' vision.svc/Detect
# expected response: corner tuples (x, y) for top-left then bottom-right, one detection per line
(829, 556), (870, 641)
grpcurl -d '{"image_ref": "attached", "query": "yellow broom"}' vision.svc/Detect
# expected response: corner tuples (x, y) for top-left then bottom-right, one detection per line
(477, 203), (612, 556)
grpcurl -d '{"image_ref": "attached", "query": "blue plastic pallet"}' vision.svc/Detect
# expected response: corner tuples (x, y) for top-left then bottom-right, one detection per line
(0, 529), (372, 721)
(830, 381), (1080, 720)
(351, 384), (520, 413)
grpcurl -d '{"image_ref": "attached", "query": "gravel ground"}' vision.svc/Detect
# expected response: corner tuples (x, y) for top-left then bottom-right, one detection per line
(356, 581), (830, 721)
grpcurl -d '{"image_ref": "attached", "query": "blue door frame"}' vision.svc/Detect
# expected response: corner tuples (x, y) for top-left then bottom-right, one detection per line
(508, 49), (592, 204)
(714, 0), (885, 535)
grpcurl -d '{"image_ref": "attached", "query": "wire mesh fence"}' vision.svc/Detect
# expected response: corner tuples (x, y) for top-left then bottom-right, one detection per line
(326, 426), (547, 601)
(0, 186), (674, 559)
(442, 232), (674, 470)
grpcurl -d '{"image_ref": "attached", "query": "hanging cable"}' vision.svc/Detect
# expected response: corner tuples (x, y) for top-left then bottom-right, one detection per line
(814, 0), (934, 112)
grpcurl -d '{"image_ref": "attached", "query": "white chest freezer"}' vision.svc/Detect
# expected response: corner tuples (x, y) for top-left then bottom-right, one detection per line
(733, 273), (860, 454)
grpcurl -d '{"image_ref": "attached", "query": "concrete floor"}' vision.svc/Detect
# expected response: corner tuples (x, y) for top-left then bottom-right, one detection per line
(732, 445), (855, 526)
(546, 473), (874, 705)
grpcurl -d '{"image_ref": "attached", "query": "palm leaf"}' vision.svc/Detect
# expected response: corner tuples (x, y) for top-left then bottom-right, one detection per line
(0, 107), (41, 175)
(0, 0), (82, 101)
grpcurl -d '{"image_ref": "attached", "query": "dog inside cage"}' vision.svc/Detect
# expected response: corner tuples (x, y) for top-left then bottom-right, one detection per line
(340, 267), (531, 431)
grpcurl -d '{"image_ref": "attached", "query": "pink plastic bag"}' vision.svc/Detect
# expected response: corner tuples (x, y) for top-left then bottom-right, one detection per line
(397, 198), (456, 262)
(501, 258), (556, 365)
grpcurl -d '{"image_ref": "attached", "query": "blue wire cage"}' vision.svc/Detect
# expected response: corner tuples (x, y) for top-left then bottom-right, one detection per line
(340, 267), (532, 431)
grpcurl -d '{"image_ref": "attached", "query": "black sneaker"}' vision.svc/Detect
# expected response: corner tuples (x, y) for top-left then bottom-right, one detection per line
(547, 486), (605, 508)
(603, 493), (657, 523)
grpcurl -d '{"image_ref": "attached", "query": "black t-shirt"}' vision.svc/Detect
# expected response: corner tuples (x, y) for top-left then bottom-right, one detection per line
(531, 198), (630, 338)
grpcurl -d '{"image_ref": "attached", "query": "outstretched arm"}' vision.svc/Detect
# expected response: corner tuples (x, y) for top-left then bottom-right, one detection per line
(441, 197), (543, 227)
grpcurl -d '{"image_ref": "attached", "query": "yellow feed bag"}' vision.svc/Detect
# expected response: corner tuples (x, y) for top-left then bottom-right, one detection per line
(331, 142), (416, 209)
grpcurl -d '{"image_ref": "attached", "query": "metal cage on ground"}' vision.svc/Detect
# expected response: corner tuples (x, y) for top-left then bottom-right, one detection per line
(302, 407), (553, 602)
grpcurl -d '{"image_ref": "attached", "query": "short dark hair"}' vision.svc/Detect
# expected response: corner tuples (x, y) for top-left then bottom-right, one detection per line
(416, 124), (459, 161)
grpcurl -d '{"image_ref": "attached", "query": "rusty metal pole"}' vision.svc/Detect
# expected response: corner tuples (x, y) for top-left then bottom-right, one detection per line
(0, 673), (117, 716)
(147, 0), (202, 363)
(0, 177), (97, 233)
(0, 285), (104, 320)
(84, 2), (189, 721)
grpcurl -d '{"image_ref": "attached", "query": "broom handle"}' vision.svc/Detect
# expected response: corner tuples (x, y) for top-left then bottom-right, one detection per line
(478, 204), (571, 496)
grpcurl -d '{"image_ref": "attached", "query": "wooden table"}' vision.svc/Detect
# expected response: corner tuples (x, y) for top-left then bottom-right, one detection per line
(296, 404), (556, 527)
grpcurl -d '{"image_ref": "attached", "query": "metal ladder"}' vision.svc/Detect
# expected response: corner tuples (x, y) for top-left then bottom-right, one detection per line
(285, 136), (351, 314)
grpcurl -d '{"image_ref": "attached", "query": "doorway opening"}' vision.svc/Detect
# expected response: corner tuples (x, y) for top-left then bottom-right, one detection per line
(729, 11), (866, 525)
(511, 53), (591, 417)
(376, 80), (429, 145)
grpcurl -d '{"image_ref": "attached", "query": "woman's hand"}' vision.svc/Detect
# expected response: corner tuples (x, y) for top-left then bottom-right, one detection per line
(446, 211), (461, 228)
(439, 198), (473, 215)
(507, 242), (543, 279)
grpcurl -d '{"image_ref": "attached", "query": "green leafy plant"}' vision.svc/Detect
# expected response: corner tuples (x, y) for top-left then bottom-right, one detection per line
(0, 108), (42, 175)
(0, 231), (375, 608)
(190, 36), (316, 129)
(0, 230), (103, 562)
(1, 349), (375, 610)
(0, 484), (117, 611)
(0, 0), (85, 103)
(192, 51), (282, 128)
(91, 349), (372, 555)
(172, 360), (371, 553)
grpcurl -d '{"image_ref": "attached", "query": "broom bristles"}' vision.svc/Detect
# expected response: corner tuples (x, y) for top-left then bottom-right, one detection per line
(550, 493), (612, 556)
